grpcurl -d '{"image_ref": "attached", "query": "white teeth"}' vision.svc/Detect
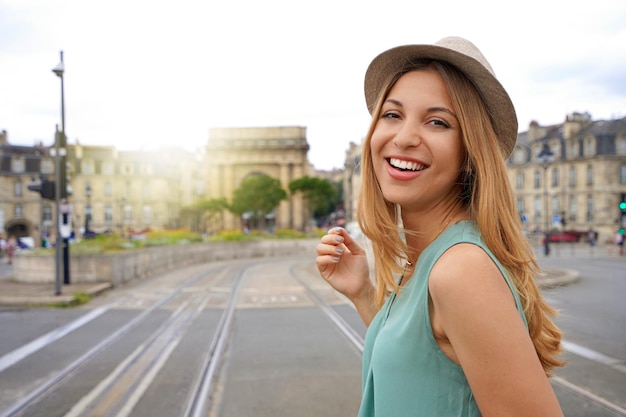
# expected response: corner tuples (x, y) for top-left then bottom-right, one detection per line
(389, 158), (425, 171)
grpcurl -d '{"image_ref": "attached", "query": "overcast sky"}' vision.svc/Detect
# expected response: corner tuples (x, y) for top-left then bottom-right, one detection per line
(1, 0), (625, 171)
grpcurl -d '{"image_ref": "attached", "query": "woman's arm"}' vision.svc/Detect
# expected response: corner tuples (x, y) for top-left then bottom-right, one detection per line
(316, 228), (378, 326)
(429, 244), (564, 417)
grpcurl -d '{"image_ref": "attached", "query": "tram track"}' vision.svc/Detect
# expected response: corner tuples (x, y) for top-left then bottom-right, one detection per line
(0, 262), (244, 417)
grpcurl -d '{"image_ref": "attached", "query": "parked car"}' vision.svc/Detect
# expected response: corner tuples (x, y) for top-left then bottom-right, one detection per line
(547, 231), (584, 243)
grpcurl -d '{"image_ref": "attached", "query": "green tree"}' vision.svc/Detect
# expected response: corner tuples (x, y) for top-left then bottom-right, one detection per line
(289, 176), (338, 222)
(230, 175), (287, 230)
(198, 197), (229, 232)
(180, 197), (229, 233)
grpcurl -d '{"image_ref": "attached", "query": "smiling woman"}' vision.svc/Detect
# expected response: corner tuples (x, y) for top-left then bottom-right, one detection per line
(316, 37), (565, 417)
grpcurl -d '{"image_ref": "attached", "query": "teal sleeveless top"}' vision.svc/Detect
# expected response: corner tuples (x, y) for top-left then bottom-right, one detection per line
(358, 221), (527, 417)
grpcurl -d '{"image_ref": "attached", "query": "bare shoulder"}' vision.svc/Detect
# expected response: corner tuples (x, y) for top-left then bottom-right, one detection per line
(428, 243), (514, 307)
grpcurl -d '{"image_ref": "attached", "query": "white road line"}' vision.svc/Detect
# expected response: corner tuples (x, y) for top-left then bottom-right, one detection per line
(562, 340), (626, 374)
(552, 376), (626, 416)
(0, 307), (109, 372)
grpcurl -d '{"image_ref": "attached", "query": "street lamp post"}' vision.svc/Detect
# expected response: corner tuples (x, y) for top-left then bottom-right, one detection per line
(538, 143), (555, 256)
(52, 50), (71, 287)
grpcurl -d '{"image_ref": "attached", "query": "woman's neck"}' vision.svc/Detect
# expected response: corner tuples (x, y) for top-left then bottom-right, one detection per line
(401, 203), (470, 262)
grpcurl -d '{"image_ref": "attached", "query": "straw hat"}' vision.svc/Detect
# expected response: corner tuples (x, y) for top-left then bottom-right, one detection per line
(364, 36), (518, 158)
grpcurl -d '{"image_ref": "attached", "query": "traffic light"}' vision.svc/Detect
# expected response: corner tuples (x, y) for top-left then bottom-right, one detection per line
(620, 193), (626, 212)
(27, 176), (56, 200)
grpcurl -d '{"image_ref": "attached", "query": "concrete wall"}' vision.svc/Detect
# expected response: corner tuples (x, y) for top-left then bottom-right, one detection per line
(13, 239), (318, 286)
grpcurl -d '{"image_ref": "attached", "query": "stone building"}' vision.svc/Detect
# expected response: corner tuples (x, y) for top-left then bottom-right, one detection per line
(204, 126), (312, 231)
(67, 143), (196, 235)
(508, 113), (626, 242)
(0, 130), (199, 245)
(0, 130), (53, 244)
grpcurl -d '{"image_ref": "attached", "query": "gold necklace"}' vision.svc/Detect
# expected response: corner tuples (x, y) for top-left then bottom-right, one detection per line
(398, 259), (413, 286)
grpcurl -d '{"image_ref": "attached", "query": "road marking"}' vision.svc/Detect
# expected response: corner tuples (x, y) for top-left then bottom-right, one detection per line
(0, 307), (109, 372)
(552, 376), (626, 416)
(562, 340), (626, 374)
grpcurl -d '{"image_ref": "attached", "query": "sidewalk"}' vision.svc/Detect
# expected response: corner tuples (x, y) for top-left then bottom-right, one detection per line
(0, 262), (112, 306)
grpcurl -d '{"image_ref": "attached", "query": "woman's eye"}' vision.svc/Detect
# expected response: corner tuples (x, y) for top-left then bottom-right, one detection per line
(430, 119), (450, 128)
(382, 111), (400, 119)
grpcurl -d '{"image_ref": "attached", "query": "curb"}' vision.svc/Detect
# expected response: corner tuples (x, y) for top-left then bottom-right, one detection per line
(0, 282), (113, 307)
(537, 268), (580, 289)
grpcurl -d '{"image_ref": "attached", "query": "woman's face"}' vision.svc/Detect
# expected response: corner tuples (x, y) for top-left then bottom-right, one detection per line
(370, 69), (466, 211)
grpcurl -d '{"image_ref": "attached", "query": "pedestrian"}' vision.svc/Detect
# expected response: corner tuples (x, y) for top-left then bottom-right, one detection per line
(587, 229), (597, 254)
(316, 37), (564, 416)
(616, 231), (624, 256)
(6, 236), (16, 265)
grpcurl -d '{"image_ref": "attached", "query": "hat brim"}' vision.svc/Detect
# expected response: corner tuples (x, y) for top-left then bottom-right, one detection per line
(364, 43), (517, 158)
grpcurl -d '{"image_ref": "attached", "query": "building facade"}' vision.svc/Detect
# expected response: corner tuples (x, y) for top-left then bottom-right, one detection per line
(0, 130), (53, 245)
(0, 126), (314, 246)
(508, 113), (626, 242)
(204, 126), (312, 231)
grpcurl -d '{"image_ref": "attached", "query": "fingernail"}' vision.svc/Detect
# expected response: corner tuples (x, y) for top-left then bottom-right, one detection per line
(335, 227), (342, 233)
(335, 236), (343, 243)
(332, 256), (340, 262)
(335, 247), (344, 254)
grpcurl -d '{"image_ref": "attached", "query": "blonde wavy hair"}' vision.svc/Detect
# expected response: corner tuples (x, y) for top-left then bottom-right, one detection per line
(357, 60), (564, 375)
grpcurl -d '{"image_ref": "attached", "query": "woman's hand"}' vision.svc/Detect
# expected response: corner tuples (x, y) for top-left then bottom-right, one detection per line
(316, 228), (377, 324)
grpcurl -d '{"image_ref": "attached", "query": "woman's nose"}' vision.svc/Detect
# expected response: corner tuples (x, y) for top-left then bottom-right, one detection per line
(392, 121), (422, 149)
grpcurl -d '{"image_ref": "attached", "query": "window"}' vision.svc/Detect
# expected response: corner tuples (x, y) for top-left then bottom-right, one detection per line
(569, 166), (577, 187)
(143, 205), (152, 225)
(102, 162), (114, 175)
(534, 196), (542, 222)
(14, 178), (22, 197)
(617, 136), (626, 155)
(513, 148), (526, 164)
(14, 204), (23, 218)
(620, 163), (626, 185)
(516, 197), (525, 215)
(586, 195), (594, 222)
(104, 205), (113, 226)
(43, 204), (53, 226)
(41, 158), (54, 174)
(568, 196), (577, 222)
(516, 172), (524, 189)
(534, 170), (542, 189)
(11, 157), (25, 173)
(551, 167), (559, 187)
(123, 205), (132, 225)
(551, 196), (559, 218)
(82, 160), (94, 175)
(586, 164), (594, 186)
(583, 137), (596, 157)
(104, 182), (112, 197)
(568, 142), (578, 159)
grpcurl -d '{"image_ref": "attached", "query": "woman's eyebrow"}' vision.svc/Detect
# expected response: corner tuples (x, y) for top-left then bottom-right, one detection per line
(383, 98), (403, 107)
